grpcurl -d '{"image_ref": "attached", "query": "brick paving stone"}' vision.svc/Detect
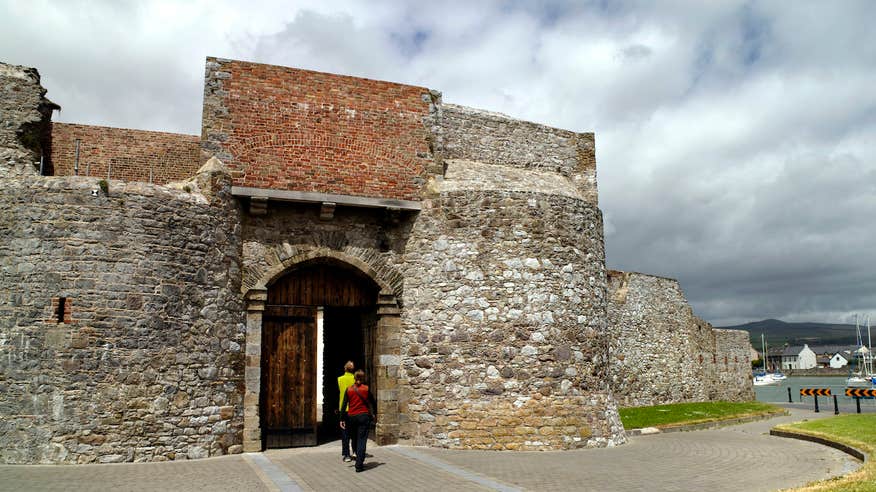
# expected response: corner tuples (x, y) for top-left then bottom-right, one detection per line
(0, 409), (861, 492)
(265, 441), (491, 491)
(0, 455), (270, 492)
(411, 408), (858, 492)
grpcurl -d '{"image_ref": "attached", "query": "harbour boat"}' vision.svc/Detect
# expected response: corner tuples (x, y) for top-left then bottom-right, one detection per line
(754, 334), (781, 386)
(846, 374), (872, 388)
(845, 315), (875, 388)
(753, 373), (779, 386)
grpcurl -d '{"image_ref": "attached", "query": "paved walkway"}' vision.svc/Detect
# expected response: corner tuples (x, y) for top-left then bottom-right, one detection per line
(0, 408), (861, 492)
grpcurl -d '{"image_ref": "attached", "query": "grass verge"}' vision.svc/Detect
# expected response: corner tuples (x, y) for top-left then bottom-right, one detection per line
(619, 401), (783, 429)
(775, 415), (876, 492)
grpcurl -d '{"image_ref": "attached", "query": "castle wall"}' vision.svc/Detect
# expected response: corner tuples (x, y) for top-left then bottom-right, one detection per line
(0, 171), (245, 464)
(606, 271), (753, 407)
(396, 106), (624, 450)
(201, 58), (435, 200)
(400, 191), (622, 449)
(0, 64), (56, 177)
(0, 57), (756, 463)
(435, 104), (598, 204)
(711, 329), (754, 401)
(235, 203), (410, 449)
(50, 123), (201, 184)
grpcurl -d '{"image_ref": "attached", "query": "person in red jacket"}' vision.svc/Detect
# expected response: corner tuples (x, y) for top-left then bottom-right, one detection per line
(339, 369), (376, 472)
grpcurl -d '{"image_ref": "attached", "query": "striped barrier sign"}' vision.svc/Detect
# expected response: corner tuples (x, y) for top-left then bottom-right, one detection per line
(800, 388), (831, 396)
(846, 388), (876, 398)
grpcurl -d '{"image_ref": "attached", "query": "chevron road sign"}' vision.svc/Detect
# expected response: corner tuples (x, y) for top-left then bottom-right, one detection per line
(845, 388), (876, 398)
(800, 388), (832, 397)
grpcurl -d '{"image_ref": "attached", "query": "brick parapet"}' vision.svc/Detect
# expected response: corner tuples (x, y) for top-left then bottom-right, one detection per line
(49, 123), (201, 184)
(201, 57), (434, 201)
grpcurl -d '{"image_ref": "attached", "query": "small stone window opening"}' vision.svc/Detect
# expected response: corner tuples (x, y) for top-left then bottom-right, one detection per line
(54, 296), (71, 324)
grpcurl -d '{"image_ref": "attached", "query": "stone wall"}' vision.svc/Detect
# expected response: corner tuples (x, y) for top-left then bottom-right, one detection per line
(0, 57), (757, 464)
(434, 104), (597, 204)
(201, 57), (435, 200)
(395, 102), (624, 450)
(712, 329), (754, 401)
(606, 271), (753, 407)
(0, 63), (58, 177)
(0, 165), (245, 464)
(50, 123), (202, 185)
(399, 189), (623, 449)
(235, 202), (410, 449)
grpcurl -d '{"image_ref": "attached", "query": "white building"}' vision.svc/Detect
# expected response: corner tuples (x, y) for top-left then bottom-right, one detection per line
(829, 352), (849, 368)
(780, 344), (817, 370)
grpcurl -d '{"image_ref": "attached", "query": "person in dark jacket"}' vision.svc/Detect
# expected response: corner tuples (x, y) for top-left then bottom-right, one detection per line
(339, 369), (376, 472)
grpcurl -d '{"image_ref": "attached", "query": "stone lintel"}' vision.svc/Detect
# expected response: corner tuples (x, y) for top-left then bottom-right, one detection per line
(245, 290), (267, 316)
(232, 186), (422, 211)
(245, 289), (267, 303)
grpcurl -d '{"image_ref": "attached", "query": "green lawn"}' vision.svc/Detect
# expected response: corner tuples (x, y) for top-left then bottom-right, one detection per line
(776, 415), (876, 492)
(619, 401), (782, 429)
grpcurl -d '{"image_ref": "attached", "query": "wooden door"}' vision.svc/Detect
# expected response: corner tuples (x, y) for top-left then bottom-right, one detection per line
(262, 306), (317, 448)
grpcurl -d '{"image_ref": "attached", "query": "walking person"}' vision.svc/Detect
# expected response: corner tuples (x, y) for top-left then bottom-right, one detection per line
(337, 361), (356, 462)
(340, 370), (376, 472)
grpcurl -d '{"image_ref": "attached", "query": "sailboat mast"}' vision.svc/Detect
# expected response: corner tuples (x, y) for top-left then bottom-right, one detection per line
(762, 333), (767, 373)
(867, 315), (872, 376)
(856, 314), (861, 347)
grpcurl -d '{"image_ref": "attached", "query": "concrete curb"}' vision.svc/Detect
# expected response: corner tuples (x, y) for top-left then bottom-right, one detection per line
(769, 429), (867, 463)
(626, 410), (789, 437)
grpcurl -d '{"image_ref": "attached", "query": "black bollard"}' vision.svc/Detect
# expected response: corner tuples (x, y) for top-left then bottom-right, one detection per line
(788, 387), (792, 403)
(833, 395), (839, 415)
(814, 395), (819, 413)
(857, 397), (862, 414)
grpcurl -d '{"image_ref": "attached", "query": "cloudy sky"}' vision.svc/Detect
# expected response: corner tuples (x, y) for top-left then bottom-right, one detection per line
(2, 1), (874, 326)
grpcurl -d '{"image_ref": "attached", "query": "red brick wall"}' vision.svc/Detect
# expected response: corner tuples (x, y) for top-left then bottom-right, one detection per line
(201, 58), (433, 201)
(50, 123), (201, 184)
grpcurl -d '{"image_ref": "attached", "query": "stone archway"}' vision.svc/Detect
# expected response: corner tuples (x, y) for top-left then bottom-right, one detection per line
(241, 249), (401, 452)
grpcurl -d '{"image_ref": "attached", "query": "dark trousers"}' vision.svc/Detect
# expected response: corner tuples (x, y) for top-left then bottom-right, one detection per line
(349, 413), (371, 470)
(341, 417), (358, 457)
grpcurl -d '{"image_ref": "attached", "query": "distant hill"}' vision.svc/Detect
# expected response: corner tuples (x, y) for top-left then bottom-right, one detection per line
(718, 319), (864, 348)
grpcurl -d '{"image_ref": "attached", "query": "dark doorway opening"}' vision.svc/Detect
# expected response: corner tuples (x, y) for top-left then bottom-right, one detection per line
(261, 259), (379, 449)
(319, 306), (377, 442)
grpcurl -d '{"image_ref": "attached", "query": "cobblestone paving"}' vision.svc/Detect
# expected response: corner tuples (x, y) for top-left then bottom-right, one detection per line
(415, 410), (856, 492)
(0, 409), (860, 492)
(0, 454), (269, 491)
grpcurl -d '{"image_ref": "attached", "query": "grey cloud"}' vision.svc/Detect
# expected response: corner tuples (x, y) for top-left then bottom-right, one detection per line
(1, 0), (874, 326)
(620, 44), (653, 61)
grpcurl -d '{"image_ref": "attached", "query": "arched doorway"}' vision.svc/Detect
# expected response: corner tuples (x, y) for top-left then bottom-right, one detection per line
(260, 258), (380, 448)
